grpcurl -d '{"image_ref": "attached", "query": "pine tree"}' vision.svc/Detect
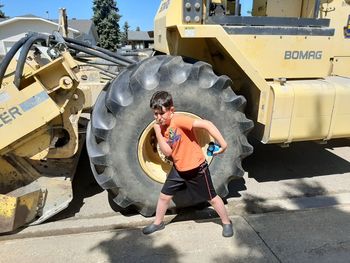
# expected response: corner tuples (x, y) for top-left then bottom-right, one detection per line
(0, 3), (6, 18)
(92, 0), (121, 51)
(121, 21), (130, 45)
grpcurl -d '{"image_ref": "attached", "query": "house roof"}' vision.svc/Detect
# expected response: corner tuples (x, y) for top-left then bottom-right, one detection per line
(128, 31), (154, 41)
(0, 15), (79, 33)
(68, 19), (94, 34)
(51, 19), (94, 34)
(18, 14), (40, 18)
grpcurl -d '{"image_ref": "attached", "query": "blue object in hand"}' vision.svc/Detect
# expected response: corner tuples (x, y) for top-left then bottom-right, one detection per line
(207, 142), (220, 156)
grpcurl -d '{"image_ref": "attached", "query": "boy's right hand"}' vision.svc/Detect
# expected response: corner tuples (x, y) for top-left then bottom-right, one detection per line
(153, 123), (161, 134)
(153, 123), (173, 157)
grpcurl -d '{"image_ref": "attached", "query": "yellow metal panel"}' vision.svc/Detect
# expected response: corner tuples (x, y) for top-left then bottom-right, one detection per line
(332, 57), (350, 77)
(0, 195), (16, 218)
(325, 76), (350, 139)
(156, 0), (350, 138)
(269, 80), (335, 143)
(253, 0), (332, 18)
(154, 0), (182, 54)
(266, 0), (303, 17)
(291, 82), (335, 118)
(266, 77), (350, 143)
(267, 82), (294, 141)
(0, 82), (60, 150)
(0, 157), (38, 194)
(232, 35), (333, 79)
(176, 24), (271, 125)
(252, 0), (267, 16)
(13, 131), (51, 159)
(324, 1), (350, 58)
(0, 189), (41, 233)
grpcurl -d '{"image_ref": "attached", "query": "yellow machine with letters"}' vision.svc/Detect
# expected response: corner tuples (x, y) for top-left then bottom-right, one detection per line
(154, 0), (350, 144)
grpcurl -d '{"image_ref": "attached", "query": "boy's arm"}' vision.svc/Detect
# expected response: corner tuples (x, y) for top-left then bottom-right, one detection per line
(154, 123), (173, 157)
(192, 119), (227, 155)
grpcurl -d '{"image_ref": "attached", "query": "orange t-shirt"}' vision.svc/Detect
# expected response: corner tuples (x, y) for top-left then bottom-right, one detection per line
(161, 114), (205, 172)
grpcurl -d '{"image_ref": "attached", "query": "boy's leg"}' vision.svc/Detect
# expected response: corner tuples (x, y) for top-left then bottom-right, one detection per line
(154, 166), (184, 224)
(154, 193), (173, 224)
(209, 195), (234, 237)
(208, 195), (230, 224)
(143, 167), (184, 235)
(142, 193), (173, 235)
(186, 162), (233, 237)
(185, 162), (231, 224)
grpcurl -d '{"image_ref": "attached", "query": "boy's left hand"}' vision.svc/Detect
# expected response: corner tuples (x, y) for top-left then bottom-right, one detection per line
(213, 143), (227, 155)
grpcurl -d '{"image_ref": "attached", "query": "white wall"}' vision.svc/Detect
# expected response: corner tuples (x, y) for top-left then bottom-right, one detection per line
(0, 20), (76, 56)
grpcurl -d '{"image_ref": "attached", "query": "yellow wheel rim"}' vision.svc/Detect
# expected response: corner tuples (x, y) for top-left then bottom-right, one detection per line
(137, 112), (213, 183)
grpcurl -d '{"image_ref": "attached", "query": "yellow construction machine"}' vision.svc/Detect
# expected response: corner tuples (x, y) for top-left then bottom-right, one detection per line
(1, 0), (350, 233)
(0, 33), (134, 232)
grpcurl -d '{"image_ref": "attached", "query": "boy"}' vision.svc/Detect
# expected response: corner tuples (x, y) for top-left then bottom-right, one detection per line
(142, 91), (233, 237)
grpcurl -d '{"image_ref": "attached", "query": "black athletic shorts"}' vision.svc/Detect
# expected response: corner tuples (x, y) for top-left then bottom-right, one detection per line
(161, 161), (217, 201)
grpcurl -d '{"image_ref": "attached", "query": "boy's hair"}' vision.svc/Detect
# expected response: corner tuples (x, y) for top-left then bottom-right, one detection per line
(150, 91), (173, 111)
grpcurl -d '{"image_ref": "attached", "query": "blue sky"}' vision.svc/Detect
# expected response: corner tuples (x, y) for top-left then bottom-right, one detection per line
(0, 0), (253, 31)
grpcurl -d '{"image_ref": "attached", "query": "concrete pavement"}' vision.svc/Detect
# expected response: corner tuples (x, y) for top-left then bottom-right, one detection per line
(1, 204), (350, 263)
(2, 140), (350, 262)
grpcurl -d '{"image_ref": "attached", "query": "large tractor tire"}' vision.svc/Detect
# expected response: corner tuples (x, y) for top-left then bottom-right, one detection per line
(86, 56), (253, 216)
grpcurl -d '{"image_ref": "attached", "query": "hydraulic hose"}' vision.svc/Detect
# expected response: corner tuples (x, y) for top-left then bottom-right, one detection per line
(59, 41), (133, 67)
(0, 35), (31, 88)
(62, 37), (135, 65)
(13, 34), (49, 88)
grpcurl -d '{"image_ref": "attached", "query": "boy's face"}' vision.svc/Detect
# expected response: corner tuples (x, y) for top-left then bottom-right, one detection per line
(153, 106), (174, 126)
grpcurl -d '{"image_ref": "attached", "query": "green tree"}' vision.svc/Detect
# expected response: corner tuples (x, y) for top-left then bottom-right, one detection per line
(0, 3), (6, 18)
(136, 26), (140, 31)
(92, 0), (121, 51)
(121, 21), (130, 45)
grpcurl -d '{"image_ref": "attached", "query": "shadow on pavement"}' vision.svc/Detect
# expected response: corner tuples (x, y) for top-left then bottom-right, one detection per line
(231, 179), (339, 215)
(245, 138), (350, 182)
(209, 181), (350, 262)
(93, 179), (350, 262)
(91, 228), (179, 263)
(220, 138), (350, 215)
(242, 204), (350, 262)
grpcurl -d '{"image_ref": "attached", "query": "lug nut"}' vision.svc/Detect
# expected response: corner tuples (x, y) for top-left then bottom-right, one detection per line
(195, 2), (201, 10)
(194, 16), (200, 22)
(63, 78), (72, 85)
(185, 2), (191, 10)
(185, 16), (191, 22)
